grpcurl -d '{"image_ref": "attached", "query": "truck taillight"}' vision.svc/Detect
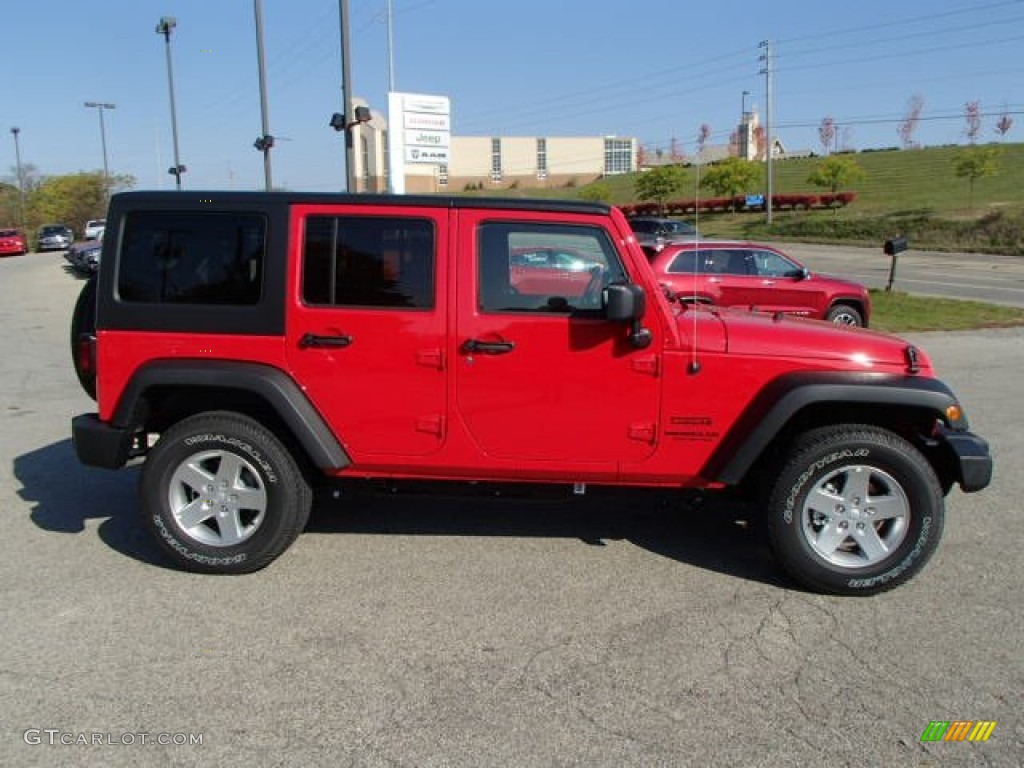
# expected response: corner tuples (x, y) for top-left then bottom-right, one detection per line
(75, 334), (96, 377)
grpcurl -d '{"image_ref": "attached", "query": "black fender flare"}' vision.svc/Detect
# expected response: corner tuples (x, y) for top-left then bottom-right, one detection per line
(702, 372), (963, 486)
(113, 359), (351, 470)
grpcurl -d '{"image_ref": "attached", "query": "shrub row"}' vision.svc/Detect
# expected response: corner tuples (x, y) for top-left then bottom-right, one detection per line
(621, 192), (856, 216)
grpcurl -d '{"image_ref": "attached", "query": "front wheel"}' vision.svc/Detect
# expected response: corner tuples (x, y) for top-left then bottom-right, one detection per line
(140, 411), (312, 574)
(826, 303), (864, 327)
(767, 425), (944, 595)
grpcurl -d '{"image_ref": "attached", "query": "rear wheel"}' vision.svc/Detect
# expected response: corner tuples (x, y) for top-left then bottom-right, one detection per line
(70, 276), (98, 399)
(826, 303), (864, 327)
(767, 425), (944, 595)
(140, 411), (311, 574)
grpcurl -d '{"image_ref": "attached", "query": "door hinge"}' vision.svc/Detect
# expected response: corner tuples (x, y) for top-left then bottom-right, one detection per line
(416, 414), (445, 437)
(631, 355), (660, 376)
(417, 348), (445, 370)
(628, 422), (657, 443)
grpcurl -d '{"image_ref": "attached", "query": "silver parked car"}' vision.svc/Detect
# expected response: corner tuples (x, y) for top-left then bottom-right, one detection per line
(37, 224), (74, 251)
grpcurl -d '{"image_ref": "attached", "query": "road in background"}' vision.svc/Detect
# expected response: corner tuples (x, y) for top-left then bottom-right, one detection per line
(775, 242), (1024, 308)
(1, 252), (1021, 766)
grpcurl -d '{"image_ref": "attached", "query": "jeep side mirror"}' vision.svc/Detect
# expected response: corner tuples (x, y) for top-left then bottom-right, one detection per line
(605, 284), (652, 349)
(605, 283), (645, 322)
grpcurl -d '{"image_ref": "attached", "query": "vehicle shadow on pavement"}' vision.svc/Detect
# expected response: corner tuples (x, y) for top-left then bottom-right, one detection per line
(15, 438), (170, 569)
(307, 484), (790, 589)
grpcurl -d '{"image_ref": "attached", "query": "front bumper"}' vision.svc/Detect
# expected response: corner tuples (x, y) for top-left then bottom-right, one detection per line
(938, 426), (993, 492)
(72, 414), (134, 469)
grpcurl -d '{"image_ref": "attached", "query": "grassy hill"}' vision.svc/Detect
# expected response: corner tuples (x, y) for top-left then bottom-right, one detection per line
(584, 143), (1024, 254)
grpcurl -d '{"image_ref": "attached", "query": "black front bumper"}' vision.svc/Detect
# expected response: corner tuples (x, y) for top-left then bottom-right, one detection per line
(940, 428), (993, 493)
(72, 414), (134, 469)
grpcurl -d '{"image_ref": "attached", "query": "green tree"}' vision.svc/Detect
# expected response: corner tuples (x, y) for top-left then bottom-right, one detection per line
(807, 155), (867, 194)
(579, 182), (612, 204)
(699, 157), (761, 209)
(953, 146), (1000, 210)
(29, 172), (134, 237)
(634, 165), (687, 214)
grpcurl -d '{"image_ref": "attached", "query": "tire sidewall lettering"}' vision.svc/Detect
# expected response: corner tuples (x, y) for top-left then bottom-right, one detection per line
(181, 433), (278, 484)
(783, 447), (869, 524)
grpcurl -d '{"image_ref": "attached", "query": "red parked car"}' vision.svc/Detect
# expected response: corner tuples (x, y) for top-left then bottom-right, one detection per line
(645, 240), (871, 326)
(0, 228), (28, 256)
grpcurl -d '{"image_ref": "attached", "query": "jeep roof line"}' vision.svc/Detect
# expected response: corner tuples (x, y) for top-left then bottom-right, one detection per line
(70, 190), (992, 594)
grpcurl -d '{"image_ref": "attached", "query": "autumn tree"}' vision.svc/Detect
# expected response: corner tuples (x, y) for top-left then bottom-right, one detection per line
(699, 157), (761, 209)
(953, 146), (1000, 210)
(807, 156), (867, 193)
(995, 108), (1013, 141)
(898, 94), (925, 149)
(634, 164), (687, 214)
(29, 172), (134, 236)
(964, 101), (982, 144)
(818, 117), (836, 155)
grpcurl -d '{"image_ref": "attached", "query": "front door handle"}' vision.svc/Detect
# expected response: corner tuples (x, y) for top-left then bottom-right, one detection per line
(461, 338), (515, 355)
(299, 332), (353, 349)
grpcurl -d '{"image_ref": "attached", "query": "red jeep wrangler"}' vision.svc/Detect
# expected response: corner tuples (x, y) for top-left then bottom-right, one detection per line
(70, 192), (992, 594)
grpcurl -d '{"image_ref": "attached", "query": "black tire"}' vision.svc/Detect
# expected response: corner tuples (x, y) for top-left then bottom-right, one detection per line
(825, 303), (864, 327)
(70, 276), (98, 400)
(140, 411), (312, 574)
(767, 425), (944, 596)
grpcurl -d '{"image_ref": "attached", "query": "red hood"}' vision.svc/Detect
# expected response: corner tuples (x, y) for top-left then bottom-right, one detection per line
(676, 306), (932, 373)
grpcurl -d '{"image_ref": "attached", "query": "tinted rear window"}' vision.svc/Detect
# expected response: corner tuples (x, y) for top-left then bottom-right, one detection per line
(302, 215), (435, 309)
(117, 212), (265, 305)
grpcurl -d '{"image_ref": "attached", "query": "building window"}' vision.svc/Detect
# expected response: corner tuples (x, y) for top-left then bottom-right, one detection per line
(604, 138), (633, 175)
(381, 130), (389, 185)
(360, 135), (370, 188)
(491, 138), (502, 182)
(536, 138), (547, 179)
(438, 164), (448, 186)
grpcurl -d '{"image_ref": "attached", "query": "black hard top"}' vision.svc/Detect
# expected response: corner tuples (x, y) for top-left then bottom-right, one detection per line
(110, 190), (612, 216)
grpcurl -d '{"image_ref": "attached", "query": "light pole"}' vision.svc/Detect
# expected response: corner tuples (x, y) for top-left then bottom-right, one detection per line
(253, 0), (274, 191)
(9, 127), (25, 233)
(156, 16), (185, 190)
(84, 102), (115, 203)
(338, 0), (357, 192)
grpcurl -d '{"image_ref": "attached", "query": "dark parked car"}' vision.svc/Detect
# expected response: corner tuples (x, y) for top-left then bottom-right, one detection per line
(627, 216), (698, 240)
(645, 240), (871, 326)
(65, 234), (103, 274)
(37, 224), (74, 252)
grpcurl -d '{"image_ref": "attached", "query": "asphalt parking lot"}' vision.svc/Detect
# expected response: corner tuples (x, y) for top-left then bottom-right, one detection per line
(1, 251), (1021, 767)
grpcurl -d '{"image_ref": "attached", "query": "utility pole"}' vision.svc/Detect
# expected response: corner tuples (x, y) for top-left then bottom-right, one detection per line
(759, 40), (774, 224)
(253, 0), (274, 190)
(338, 0), (357, 192)
(156, 16), (185, 190)
(10, 127), (25, 233)
(84, 102), (115, 204)
(386, 0), (395, 92)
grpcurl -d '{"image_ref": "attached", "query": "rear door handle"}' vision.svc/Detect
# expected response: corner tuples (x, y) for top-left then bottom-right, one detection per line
(299, 333), (353, 349)
(461, 339), (515, 355)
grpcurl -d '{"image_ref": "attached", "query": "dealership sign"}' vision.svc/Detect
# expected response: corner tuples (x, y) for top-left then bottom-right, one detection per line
(388, 92), (451, 193)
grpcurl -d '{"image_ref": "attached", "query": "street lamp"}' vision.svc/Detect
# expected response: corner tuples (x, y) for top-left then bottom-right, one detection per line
(9, 127), (25, 233)
(84, 102), (115, 203)
(156, 16), (185, 190)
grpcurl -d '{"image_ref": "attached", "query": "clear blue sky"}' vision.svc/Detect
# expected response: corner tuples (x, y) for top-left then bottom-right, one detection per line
(4, 0), (1022, 191)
